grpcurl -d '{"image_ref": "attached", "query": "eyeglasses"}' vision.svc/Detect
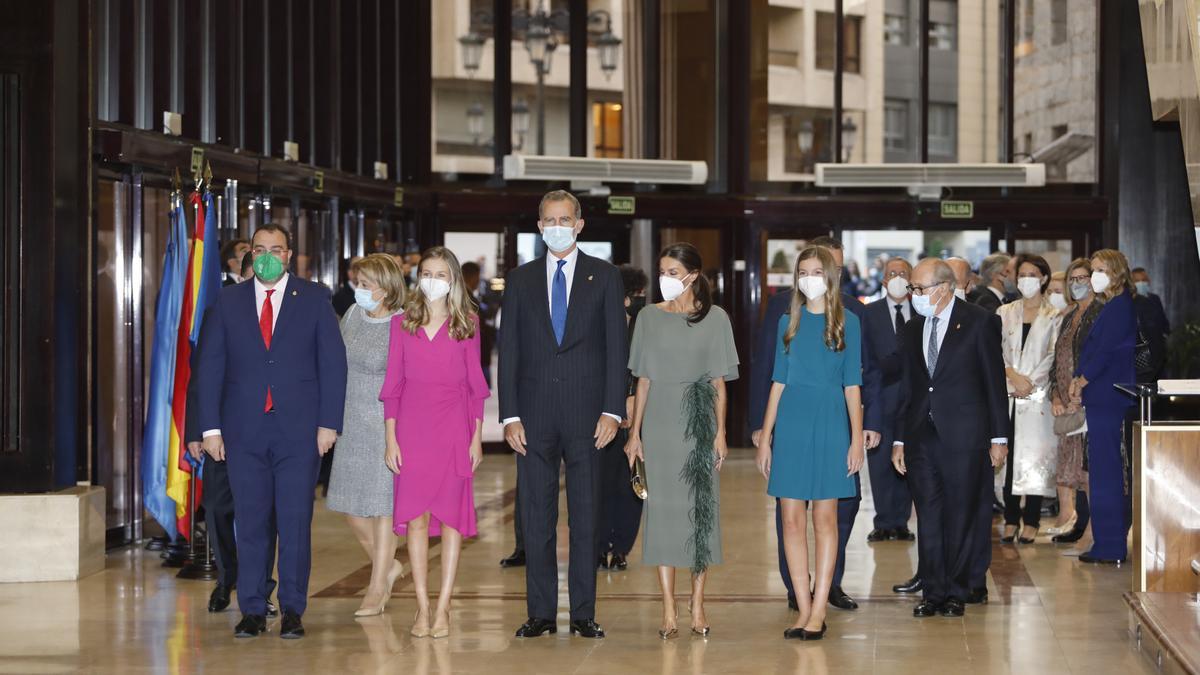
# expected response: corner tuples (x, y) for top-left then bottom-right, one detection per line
(885, 270), (909, 279)
(252, 246), (287, 255)
(1068, 274), (1089, 284)
(907, 281), (947, 296)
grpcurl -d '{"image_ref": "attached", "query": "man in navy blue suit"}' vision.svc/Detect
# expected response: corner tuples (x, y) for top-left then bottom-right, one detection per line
(195, 224), (347, 640)
(749, 235), (867, 612)
(861, 257), (915, 543)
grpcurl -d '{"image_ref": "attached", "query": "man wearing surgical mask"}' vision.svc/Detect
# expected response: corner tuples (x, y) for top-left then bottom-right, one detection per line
(497, 190), (627, 640)
(1131, 267), (1170, 335)
(861, 258), (915, 545)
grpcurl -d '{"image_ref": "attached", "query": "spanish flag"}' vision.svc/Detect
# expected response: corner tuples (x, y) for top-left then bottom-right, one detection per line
(165, 190), (221, 539)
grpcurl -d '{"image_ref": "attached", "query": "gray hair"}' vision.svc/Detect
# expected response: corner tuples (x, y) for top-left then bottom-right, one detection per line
(978, 253), (1011, 285)
(916, 258), (956, 286)
(539, 189), (582, 220)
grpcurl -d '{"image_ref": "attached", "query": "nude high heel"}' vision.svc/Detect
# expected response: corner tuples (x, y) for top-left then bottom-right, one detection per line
(411, 609), (431, 638)
(431, 609), (451, 639)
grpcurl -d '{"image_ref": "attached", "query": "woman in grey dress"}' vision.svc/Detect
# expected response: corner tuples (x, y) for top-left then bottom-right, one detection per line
(625, 243), (739, 640)
(326, 254), (408, 616)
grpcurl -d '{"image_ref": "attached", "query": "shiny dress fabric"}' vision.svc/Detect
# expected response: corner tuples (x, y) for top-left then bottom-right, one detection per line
(997, 300), (1062, 497)
(380, 315), (490, 538)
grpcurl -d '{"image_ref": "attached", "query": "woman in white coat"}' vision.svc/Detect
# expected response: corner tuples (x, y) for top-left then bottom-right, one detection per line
(997, 253), (1062, 544)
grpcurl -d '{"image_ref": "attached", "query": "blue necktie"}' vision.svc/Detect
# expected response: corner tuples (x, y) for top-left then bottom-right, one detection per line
(552, 259), (568, 345)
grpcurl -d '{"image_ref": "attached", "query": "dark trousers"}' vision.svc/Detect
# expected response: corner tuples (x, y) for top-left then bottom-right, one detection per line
(1073, 488), (1091, 532)
(1002, 447), (1043, 528)
(866, 428), (911, 530)
(968, 464), (995, 589)
(226, 415), (320, 616)
(597, 429), (642, 555)
(907, 420), (986, 604)
(517, 425), (601, 621)
(1085, 406), (1131, 560)
(777, 472), (861, 599)
(202, 458), (278, 597)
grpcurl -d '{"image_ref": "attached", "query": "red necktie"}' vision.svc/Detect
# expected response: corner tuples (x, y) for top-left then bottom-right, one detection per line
(261, 289), (275, 411)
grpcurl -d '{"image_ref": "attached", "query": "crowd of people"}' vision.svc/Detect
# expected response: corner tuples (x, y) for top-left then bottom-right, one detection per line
(184, 188), (1160, 643)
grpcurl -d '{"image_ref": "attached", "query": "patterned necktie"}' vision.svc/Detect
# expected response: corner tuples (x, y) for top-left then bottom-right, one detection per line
(551, 260), (567, 345)
(926, 315), (940, 375)
(261, 289), (275, 411)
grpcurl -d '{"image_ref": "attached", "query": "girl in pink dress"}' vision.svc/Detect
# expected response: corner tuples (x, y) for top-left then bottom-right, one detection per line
(381, 246), (489, 639)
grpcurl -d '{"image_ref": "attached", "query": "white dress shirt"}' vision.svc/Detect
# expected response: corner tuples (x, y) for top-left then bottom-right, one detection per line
(203, 273), (290, 438)
(502, 249), (621, 427)
(987, 285), (1005, 303)
(888, 296), (912, 333)
(895, 296), (1006, 446)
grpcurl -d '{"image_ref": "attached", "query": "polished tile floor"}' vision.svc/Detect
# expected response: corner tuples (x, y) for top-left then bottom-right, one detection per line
(0, 452), (1150, 674)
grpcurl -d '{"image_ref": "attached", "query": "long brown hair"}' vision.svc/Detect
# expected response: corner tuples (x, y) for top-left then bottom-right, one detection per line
(659, 242), (713, 325)
(401, 247), (477, 341)
(784, 245), (845, 352)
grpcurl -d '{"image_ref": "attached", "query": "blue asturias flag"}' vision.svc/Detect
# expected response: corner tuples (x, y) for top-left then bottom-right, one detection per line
(141, 193), (189, 539)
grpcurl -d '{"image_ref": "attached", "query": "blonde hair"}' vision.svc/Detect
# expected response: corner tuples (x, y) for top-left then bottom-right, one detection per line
(1048, 270), (1068, 303)
(1090, 248), (1132, 303)
(401, 246), (477, 341)
(352, 253), (406, 312)
(784, 245), (845, 353)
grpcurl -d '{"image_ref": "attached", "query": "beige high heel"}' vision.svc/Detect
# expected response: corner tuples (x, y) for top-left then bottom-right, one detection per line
(411, 609), (431, 638)
(354, 560), (406, 617)
(431, 609), (451, 639)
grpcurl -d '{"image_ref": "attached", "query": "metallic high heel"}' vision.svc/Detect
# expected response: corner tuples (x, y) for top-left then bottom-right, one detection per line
(658, 627), (679, 640)
(691, 626), (711, 638)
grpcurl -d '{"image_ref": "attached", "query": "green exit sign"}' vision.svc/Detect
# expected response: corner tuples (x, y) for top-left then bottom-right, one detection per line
(940, 200), (974, 219)
(608, 195), (636, 215)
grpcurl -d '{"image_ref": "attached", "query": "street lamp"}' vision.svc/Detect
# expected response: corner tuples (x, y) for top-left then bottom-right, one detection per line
(796, 118), (814, 171)
(512, 98), (531, 151)
(459, 3), (621, 156)
(466, 102), (485, 144)
(841, 116), (858, 163)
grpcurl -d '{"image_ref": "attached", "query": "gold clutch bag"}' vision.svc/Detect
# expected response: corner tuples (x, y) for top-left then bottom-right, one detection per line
(630, 458), (647, 500)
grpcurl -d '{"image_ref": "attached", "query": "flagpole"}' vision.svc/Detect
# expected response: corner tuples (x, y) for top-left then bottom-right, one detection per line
(176, 468), (217, 581)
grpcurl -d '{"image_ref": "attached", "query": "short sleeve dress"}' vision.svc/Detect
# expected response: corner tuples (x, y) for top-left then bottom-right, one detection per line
(767, 306), (862, 501)
(628, 305), (739, 573)
(326, 304), (398, 517)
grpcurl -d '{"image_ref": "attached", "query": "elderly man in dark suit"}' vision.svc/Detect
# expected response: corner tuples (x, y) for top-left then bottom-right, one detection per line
(749, 235), (869, 612)
(498, 190), (627, 639)
(892, 258), (1008, 618)
(967, 252), (1013, 312)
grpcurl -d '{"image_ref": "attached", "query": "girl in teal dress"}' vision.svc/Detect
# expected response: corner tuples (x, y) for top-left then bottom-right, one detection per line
(756, 245), (864, 641)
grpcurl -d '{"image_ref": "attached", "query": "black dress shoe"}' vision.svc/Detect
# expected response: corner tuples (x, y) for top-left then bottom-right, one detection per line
(893, 575), (922, 594)
(609, 553), (628, 570)
(828, 586), (858, 610)
(569, 619), (605, 639)
(787, 595), (799, 611)
(266, 601), (278, 618)
(515, 617), (557, 638)
(279, 610), (305, 639)
(1079, 553), (1125, 565)
(940, 598), (965, 617)
(892, 527), (916, 541)
(913, 601), (939, 617)
(1052, 528), (1084, 544)
(208, 584), (233, 613)
(597, 553), (609, 570)
(234, 614), (268, 638)
(964, 587), (989, 605)
(866, 528), (893, 543)
(499, 550), (526, 568)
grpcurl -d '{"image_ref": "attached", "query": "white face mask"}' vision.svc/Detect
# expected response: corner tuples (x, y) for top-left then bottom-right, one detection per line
(419, 277), (451, 302)
(541, 225), (576, 254)
(1017, 277), (1042, 300)
(953, 287), (967, 301)
(1048, 292), (1068, 311)
(886, 276), (909, 300)
(797, 276), (828, 301)
(912, 283), (946, 318)
(659, 274), (693, 302)
(1090, 270), (1111, 294)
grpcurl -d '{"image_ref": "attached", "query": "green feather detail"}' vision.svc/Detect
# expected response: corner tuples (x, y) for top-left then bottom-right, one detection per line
(679, 375), (718, 574)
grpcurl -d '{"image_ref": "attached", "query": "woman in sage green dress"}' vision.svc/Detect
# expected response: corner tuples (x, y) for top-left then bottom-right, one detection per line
(625, 243), (739, 640)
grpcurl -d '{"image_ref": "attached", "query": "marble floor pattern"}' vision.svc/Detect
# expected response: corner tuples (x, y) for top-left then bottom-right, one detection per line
(0, 451), (1150, 674)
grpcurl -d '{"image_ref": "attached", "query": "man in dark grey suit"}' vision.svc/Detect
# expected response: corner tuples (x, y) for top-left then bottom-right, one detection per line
(966, 252), (1013, 312)
(498, 190), (628, 639)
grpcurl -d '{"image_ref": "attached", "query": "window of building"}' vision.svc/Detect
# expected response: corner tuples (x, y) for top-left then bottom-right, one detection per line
(928, 103), (957, 158)
(783, 111), (834, 174)
(885, 99), (908, 151)
(816, 13), (862, 74)
(929, 22), (956, 51)
(1052, 124), (1068, 140)
(1052, 0), (1068, 45)
(592, 101), (623, 158)
(884, 14), (907, 46)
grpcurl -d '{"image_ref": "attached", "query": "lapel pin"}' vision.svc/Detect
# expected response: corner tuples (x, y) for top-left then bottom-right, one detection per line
(955, 323), (961, 330)
(588, 275), (593, 281)
(292, 290), (298, 296)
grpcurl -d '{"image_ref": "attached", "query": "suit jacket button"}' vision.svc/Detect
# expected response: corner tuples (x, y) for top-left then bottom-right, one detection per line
(928, 386), (933, 392)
